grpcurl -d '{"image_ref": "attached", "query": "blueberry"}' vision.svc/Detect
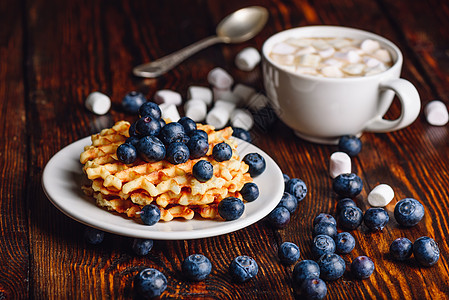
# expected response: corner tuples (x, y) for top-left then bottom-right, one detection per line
(129, 121), (138, 137)
(135, 116), (162, 136)
(285, 178), (307, 202)
(136, 136), (166, 162)
(292, 260), (320, 287)
(139, 101), (162, 119)
(240, 182), (259, 202)
(338, 135), (362, 157)
(116, 143), (137, 164)
(178, 117), (197, 135)
(187, 134), (209, 159)
(278, 242), (300, 265)
(283, 173), (290, 185)
(182, 254), (212, 281)
(312, 235), (336, 259)
(84, 227), (104, 245)
(313, 213), (337, 227)
(351, 256), (375, 279)
(232, 127), (252, 143)
(300, 278), (327, 300)
(312, 222), (338, 239)
(363, 207), (389, 231)
(276, 192), (297, 213)
(336, 198), (357, 214)
(166, 142), (189, 165)
(390, 237), (413, 261)
(338, 206), (363, 230)
(335, 232), (356, 254)
(122, 91), (146, 114)
(212, 142), (232, 162)
(394, 198), (425, 227)
(189, 129), (208, 141)
(140, 204), (161, 225)
(218, 197), (245, 221)
(413, 236), (439, 267)
(134, 268), (167, 298)
(229, 255), (258, 283)
(126, 136), (140, 147)
(132, 239), (154, 256)
(317, 253), (346, 281)
(192, 160), (213, 182)
(242, 153), (266, 177)
(332, 173), (363, 198)
(158, 122), (186, 145)
(267, 206), (291, 228)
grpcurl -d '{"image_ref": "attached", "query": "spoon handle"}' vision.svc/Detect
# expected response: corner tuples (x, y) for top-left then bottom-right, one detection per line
(133, 35), (224, 78)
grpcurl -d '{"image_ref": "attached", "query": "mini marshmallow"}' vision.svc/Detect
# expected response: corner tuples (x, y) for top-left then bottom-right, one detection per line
(363, 56), (382, 68)
(425, 100), (449, 126)
(213, 87), (231, 102)
(235, 47), (261, 71)
(329, 38), (352, 49)
(232, 84), (256, 103)
(270, 54), (296, 65)
(318, 47), (335, 58)
(296, 67), (318, 76)
(296, 46), (316, 56)
(329, 152), (351, 178)
(368, 184), (394, 207)
(365, 63), (387, 76)
(284, 37), (313, 47)
(154, 89), (182, 106)
(218, 89), (241, 105)
(206, 100), (236, 129)
(312, 39), (330, 50)
(321, 66), (344, 78)
(246, 93), (269, 111)
(322, 58), (344, 68)
(271, 42), (297, 55)
(85, 92), (111, 115)
(298, 54), (321, 68)
(207, 67), (234, 89)
(342, 63), (365, 76)
(187, 86), (213, 106)
(159, 103), (180, 122)
(334, 50), (361, 63)
(360, 39), (380, 54)
(184, 99), (207, 122)
(230, 109), (254, 131)
(373, 49), (391, 63)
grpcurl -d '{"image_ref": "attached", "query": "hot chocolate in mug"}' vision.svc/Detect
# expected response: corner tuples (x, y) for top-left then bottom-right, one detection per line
(262, 26), (421, 144)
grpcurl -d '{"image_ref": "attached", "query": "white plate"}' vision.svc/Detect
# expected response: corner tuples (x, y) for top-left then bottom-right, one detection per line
(42, 136), (284, 240)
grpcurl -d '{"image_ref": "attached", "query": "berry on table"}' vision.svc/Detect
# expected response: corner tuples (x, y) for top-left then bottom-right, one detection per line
(140, 204), (161, 226)
(218, 197), (245, 221)
(278, 242), (300, 265)
(317, 253), (346, 281)
(335, 232), (356, 254)
(84, 227), (104, 245)
(292, 260), (320, 287)
(240, 182), (259, 202)
(338, 135), (362, 156)
(212, 142), (233, 162)
(394, 198), (425, 227)
(134, 268), (167, 298)
(229, 255), (258, 283)
(267, 206), (291, 229)
(336, 198), (357, 214)
(338, 206), (363, 230)
(116, 143), (137, 164)
(132, 239), (154, 256)
(312, 235), (336, 259)
(276, 192), (297, 213)
(363, 207), (389, 231)
(182, 254), (212, 281)
(313, 213), (337, 227)
(242, 153), (266, 177)
(413, 236), (440, 267)
(390, 237), (413, 261)
(122, 91), (146, 114)
(285, 178), (308, 202)
(300, 278), (327, 300)
(351, 256), (375, 279)
(332, 173), (363, 198)
(312, 222), (338, 239)
(192, 160), (214, 182)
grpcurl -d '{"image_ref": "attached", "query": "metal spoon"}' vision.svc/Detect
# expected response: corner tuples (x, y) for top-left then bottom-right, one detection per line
(133, 6), (269, 78)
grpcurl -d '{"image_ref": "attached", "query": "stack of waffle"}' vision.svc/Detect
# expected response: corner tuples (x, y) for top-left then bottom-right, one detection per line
(80, 121), (253, 222)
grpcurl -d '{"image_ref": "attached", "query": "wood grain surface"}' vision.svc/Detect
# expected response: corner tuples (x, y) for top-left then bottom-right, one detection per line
(1, 0), (449, 299)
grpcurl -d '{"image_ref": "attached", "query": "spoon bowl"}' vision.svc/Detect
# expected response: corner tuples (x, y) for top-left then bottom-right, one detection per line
(133, 6), (269, 78)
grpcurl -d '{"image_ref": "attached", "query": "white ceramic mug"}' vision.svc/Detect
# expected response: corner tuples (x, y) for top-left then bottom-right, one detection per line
(262, 26), (421, 144)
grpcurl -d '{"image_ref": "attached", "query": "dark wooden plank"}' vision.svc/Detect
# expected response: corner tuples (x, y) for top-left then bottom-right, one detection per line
(0, 1), (30, 299)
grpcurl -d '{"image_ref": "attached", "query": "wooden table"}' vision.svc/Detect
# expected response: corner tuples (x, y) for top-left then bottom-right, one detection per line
(2, 0), (449, 298)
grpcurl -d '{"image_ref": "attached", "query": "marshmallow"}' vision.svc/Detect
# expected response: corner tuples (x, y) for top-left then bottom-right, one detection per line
(207, 67), (233, 89)
(363, 56), (382, 68)
(213, 87), (231, 102)
(312, 39), (330, 50)
(373, 49), (391, 63)
(271, 42), (297, 55)
(342, 63), (365, 76)
(235, 47), (261, 71)
(322, 58), (344, 68)
(329, 152), (351, 178)
(334, 51), (361, 63)
(318, 47), (335, 58)
(85, 92), (111, 115)
(368, 184), (394, 207)
(184, 99), (207, 122)
(159, 103), (180, 122)
(365, 63), (387, 76)
(360, 39), (380, 54)
(206, 100), (236, 129)
(296, 46), (316, 56)
(187, 86), (213, 106)
(230, 109), (254, 131)
(269, 53), (296, 65)
(246, 93), (269, 111)
(217, 89), (241, 105)
(425, 100), (449, 126)
(296, 67), (318, 76)
(284, 37), (313, 47)
(154, 89), (182, 106)
(329, 38), (352, 49)
(298, 54), (321, 67)
(321, 66), (344, 78)
(232, 84), (256, 103)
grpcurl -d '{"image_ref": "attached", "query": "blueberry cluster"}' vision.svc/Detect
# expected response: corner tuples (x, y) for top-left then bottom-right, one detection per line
(390, 236), (439, 266)
(266, 174), (308, 228)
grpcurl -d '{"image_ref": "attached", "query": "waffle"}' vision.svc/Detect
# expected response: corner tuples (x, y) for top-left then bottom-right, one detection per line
(80, 120), (253, 222)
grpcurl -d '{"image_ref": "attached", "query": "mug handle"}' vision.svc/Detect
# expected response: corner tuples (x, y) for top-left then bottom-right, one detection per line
(364, 78), (421, 132)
